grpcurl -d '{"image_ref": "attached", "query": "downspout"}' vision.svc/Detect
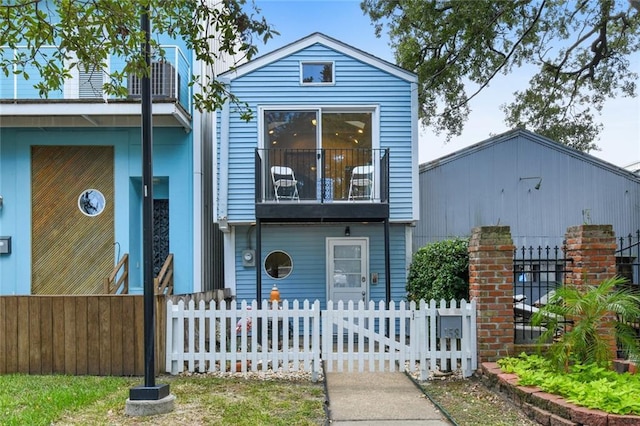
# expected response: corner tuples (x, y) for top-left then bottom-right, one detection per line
(410, 79), (420, 222)
(256, 218), (262, 301)
(217, 77), (231, 232)
(385, 219), (391, 305)
(191, 50), (204, 293)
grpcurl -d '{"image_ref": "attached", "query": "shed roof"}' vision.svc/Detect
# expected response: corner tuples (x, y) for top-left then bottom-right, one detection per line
(420, 128), (640, 182)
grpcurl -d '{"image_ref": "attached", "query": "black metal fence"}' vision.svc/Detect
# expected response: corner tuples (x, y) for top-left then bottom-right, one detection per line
(255, 148), (389, 202)
(615, 230), (640, 358)
(513, 245), (573, 344)
(616, 230), (640, 286)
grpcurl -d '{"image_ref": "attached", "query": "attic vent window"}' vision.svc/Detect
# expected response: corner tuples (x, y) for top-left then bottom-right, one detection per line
(301, 62), (334, 84)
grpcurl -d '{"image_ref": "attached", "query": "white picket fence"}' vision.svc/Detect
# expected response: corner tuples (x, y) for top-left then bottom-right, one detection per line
(165, 298), (477, 380)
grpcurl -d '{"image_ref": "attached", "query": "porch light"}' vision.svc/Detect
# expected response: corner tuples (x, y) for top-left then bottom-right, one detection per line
(345, 226), (350, 237)
(519, 176), (542, 190)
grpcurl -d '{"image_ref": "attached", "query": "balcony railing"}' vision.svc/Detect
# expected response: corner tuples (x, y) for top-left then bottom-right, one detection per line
(255, 148), (389, 204)
(0, 45), (191, 111)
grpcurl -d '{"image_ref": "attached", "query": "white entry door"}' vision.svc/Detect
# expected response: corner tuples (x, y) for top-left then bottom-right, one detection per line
(327, 238), (368, 303)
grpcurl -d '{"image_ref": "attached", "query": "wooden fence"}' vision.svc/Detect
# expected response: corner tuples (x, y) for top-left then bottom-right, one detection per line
(0, 295), (166, 376)
(165, 298), (477, 379)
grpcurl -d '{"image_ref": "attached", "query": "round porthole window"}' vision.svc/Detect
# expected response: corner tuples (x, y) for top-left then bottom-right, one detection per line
(78, 189), (106, 217)
(264, 250), (293, 280)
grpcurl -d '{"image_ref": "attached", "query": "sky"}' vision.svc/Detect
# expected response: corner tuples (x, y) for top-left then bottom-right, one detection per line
(252, 0), (640, 169)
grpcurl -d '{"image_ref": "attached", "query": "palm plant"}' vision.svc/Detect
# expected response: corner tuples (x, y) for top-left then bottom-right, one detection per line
(532, 276), (640, 372)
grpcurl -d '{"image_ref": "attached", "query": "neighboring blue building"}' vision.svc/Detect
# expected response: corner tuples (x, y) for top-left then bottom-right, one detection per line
(0, 22), (221, 295)
(216, 33), (419, 306)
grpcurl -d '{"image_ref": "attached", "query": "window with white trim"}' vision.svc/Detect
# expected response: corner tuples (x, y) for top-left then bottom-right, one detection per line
(301, 62), (334, 84)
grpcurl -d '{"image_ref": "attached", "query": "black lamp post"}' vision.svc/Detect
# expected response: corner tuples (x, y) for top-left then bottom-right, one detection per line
(128, 5), (170, 402)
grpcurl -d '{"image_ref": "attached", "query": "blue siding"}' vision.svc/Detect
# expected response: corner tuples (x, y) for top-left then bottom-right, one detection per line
(0, 127), (194, 295)
(234, 223), (409, 307)
(0, 3), (198, 296)
(222, 42), (415, 223)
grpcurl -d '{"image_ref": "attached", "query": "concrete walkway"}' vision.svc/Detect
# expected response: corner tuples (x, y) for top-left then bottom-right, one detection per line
(325, 371), (452, 425)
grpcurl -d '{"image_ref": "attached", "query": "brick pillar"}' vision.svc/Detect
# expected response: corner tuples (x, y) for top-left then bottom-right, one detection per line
(564, 225), (617, 286)
(468, 226), (515, 364)
(564, 224), (618, 357)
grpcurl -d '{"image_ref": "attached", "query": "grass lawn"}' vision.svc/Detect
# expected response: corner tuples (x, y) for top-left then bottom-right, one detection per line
(0, 374), (326, 426)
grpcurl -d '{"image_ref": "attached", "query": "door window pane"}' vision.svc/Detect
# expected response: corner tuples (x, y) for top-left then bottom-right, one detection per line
(263, 109), (374, 201)
(322, 112), (372, 199)
(264, 110), (318, 199)
(334, 244), (362, 259)
(333, 244), (362, 288)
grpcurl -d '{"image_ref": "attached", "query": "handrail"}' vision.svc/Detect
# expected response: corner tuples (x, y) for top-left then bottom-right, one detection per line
(104, 254), (129, 294)
(255, 148), (389, 202)
(155, 253), (174, 295)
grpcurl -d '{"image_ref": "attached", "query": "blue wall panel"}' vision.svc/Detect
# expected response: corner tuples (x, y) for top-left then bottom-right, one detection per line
(0, 127), (194, 295)
(233, 223), (408, 307)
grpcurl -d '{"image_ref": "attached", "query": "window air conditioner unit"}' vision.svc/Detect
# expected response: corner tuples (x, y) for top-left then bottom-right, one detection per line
(127, 61), (176, 98)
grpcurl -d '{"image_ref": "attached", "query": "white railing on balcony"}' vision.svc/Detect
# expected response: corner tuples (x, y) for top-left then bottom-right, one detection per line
(0, 44), (190, 111)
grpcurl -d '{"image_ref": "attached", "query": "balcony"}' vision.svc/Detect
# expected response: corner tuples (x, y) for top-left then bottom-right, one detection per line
(255, 148), (389, 222)
(0, 45), (191, 130)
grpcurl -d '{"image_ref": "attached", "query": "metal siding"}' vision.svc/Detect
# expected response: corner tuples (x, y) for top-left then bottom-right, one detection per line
(233, 224), (408, 306)
(415, 132), (640, 251)
(223, 43), (414, 223)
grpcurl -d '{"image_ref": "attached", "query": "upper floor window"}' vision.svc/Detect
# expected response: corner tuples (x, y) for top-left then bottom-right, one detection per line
(301, 62), (334, 84)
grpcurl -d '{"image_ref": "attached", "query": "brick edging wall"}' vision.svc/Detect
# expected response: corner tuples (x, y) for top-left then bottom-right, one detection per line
(480, 362), (640, 425)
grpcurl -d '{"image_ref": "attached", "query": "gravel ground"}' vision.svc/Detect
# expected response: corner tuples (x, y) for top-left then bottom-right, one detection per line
(199, 364), (537, 426)
(415, 372), (538, 426)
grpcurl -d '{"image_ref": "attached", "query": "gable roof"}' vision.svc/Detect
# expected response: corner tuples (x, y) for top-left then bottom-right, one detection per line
(219, 32), (417, 83)
(420, 128), (640, 182)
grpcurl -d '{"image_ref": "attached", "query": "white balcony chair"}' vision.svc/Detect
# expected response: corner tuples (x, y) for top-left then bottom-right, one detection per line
(348, 165), (374, 200)
(271, 166), (299, 202)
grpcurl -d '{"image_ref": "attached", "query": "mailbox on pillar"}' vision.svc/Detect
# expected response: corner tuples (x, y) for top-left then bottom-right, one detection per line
(436, 309), (462, 339)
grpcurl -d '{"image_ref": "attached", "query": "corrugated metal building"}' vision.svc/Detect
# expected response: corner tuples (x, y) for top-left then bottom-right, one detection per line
(415, 129), (640, 251)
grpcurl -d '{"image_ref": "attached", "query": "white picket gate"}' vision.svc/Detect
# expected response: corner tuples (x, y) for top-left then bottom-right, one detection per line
(165, 298), (477, 379)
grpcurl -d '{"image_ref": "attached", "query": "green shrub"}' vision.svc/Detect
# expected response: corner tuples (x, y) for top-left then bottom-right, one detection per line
(407, 238), (469, 302)
(532, 276), (640, 372)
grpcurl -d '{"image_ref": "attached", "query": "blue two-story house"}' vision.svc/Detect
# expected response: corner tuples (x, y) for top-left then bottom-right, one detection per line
(216, 33), (419, 305)
(0, 25), (223, 295)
